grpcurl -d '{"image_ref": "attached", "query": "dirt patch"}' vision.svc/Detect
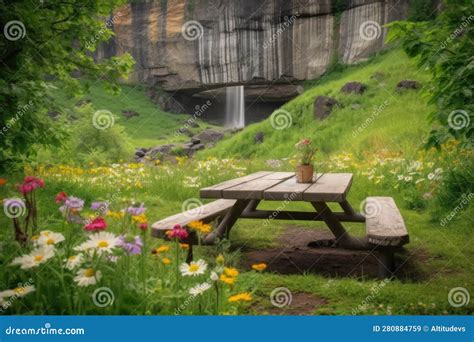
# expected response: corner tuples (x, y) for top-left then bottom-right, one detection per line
(254, 292), (328, 315)
(241, 226), (427, 280)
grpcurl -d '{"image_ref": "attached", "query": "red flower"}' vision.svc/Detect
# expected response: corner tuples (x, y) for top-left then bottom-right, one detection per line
(166, 224), (189, 241)
(139, 222), (148, 231)
(302, 138), (311, 145)
(84, 217), (107, 232)
(55, 192), (68, 204)
(19, 176), (44, 194)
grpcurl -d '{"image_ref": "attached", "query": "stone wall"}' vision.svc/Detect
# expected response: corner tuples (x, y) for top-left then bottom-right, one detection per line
(99, 0), (409, 93)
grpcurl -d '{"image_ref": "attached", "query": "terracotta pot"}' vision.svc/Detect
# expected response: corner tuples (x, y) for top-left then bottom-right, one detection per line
(295, 164), (314, 183)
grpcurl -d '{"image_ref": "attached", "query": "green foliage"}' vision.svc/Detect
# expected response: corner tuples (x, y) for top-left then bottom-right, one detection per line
(0, 0), (135, 172)
(386, 1), (474, 149)
(435, 157), (474, 213)
(408, 0), (437, 22)
(37, 105), (129, 165)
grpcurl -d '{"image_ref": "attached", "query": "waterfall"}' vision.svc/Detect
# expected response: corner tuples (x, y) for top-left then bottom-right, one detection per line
(225, 86), (245, 128)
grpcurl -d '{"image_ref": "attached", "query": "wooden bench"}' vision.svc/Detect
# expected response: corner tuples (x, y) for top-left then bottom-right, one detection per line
(365, 196), (409, 278)
(151, 199), (236, 261)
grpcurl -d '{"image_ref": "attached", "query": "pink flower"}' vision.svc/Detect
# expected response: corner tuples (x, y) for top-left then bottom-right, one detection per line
(19, 176), (44, 194)
(55, 192), (68, 204)
(139, 223), (148, 231)
(84, 217), (107, 232)
(166, 224), (189, 241)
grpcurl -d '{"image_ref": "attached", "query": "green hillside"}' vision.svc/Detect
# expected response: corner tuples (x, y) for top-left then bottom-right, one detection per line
(53, 82), (190, 148)
(203, 50), (434, 160)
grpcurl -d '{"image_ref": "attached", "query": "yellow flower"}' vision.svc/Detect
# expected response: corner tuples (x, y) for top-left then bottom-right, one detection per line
(132, 214), (147, 224)
(106, 211), (124, 219)
(224, 267), (239, 277)
(251, 263), (267, 272)
(162, 257), (171, 265)
(188, 220), (212, 234)
(153, 245), (170, 254)
(219, 274), (235, 285)
(180, 243), (189, 250)
(228, 292), (252, 303)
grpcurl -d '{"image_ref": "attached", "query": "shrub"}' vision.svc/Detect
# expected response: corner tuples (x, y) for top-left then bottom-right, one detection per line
(36, 105), (129, 166)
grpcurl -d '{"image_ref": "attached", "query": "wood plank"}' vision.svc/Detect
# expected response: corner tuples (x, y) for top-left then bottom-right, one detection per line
(200, 171), (273, 198)
(151, 199), (236, 232)
(365, 197), (409, 247)
(302, 173), (353, 202)
(258, 172), (295, 180)
(222, 174), (294, 199)
(263, 175), (316, 200)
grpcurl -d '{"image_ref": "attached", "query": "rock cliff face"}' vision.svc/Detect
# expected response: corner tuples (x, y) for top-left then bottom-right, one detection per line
(100, 0), (409, 92)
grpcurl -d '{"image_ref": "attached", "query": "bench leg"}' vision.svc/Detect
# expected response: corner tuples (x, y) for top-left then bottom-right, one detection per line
(186, 244), (193, 263)
(203, 199), (250, 244)
(378, 249), (395, 279)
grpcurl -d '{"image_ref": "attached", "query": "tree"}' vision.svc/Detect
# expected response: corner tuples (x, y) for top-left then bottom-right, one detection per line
(0, 0), (134, 172)
(386, 0), (473, 149)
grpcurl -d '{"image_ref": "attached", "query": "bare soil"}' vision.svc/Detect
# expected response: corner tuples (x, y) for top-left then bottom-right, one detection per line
(241, 226), (427, 280)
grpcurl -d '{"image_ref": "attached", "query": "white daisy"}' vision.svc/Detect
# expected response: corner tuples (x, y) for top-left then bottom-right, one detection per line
(0, 285), (36, 298)
(10, 246), (55, 269)
(38, 231), (65, 246)
(179, 259), (208, 277)
(64, 254), (84, 270)
(73, 268), (102, 287)
(427, 173), (435, 180)
(189, 282), (212, 296)
(74, 232), (119, 255)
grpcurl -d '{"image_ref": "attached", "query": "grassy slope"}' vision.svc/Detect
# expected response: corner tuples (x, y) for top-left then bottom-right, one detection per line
(203, 50), (434, 160)
(53, 81), (191, 148)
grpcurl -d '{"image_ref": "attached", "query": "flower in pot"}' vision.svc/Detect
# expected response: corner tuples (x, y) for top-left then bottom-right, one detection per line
(295, 138), (317, 183)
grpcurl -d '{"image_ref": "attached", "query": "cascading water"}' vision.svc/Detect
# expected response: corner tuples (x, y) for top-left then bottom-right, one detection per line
(225, 85), (245, 128)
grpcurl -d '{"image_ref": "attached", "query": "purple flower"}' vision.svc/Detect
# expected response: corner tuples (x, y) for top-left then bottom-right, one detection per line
(127, 203), (146, 216)
(63, 196), (85, 211)
(91, 201), (109, 214)
(118, 235), (143, 255)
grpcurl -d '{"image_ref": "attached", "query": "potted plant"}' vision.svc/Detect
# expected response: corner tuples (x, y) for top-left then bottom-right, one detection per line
(295, 138), (317, 183)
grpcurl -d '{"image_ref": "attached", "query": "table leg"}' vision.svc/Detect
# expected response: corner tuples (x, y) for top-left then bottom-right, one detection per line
(339, 199), (358, 216)
(244, 199), (260, 213)
(311, 202), (370, 250)
(203, 199), (251, 244)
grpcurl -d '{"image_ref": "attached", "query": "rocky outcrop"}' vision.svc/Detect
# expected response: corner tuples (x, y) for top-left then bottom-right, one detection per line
(341, 82), (367, 95)
(314, 96), (338, 120)
(134, 128), (226, 162)
(396, 80), (421, 91)
(99, 0), (409, 93)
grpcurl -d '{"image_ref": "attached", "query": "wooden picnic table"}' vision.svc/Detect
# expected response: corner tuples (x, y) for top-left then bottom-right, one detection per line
(153, 171), (409, 278)
(199, 171), (369, 249)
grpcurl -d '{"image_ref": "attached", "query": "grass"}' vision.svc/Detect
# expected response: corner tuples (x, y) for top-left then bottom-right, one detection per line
(53, 81), (193, 148)
(1, 49), (472, 315)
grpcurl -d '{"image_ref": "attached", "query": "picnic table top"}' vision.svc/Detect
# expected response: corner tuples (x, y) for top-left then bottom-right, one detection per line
(199, 171), (353, 202)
